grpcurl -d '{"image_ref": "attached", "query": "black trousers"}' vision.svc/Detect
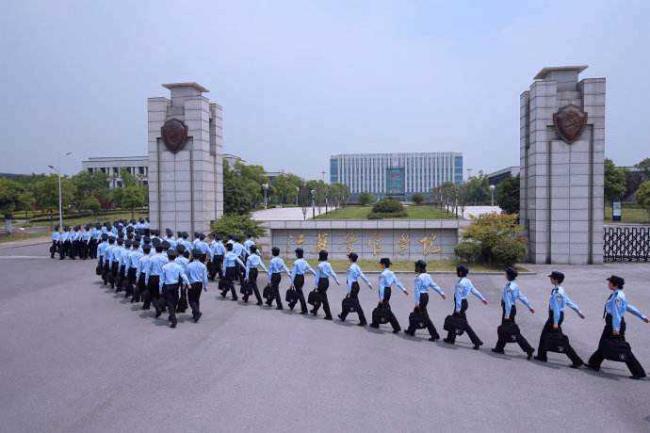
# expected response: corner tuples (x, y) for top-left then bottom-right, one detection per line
(536, 311), (583, 365)
(116, 266), (126, 291)
(50, 241), (58, 258)
(445, 299), (482, 346)
(311, 278), (331, 318)
(188, 282), (204, 319)
(133, 273), (146, 302)
(125, 267), (137, 296)
(109, 261), (119, 288)
(61, 241), (71, 259)
(221, 267), (238, 300)
(267, 273), (283, 308)
(243, 268), (262, 304)
(494, 303), (533, 354)
(406, 293), (438, 338)
(89, 239), (97, 259)
(340, 282), (367, 324)
(210, 255), (224, 280)
(162, 284), (180, 326)
(102, 260), (110, 284)
(290, 274), (308, 313)
(371, 287), (400, 331)
(143, 275), (160, 310)
(588, 315), (646, 377)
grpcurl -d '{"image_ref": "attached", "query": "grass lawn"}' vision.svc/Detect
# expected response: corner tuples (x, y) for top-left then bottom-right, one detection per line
(24, 211), (149, 229)
(0, 231), (48, 244)
(315, 206), (455, 220)
(605, 206), (650, 224)
(292, 259), (528, 273)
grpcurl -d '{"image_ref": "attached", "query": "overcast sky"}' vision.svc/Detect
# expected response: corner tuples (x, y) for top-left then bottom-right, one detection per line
(1, 0), (649, 179)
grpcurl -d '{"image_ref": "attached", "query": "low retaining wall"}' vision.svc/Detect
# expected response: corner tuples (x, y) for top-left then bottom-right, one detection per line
(260, 219), (460, 260)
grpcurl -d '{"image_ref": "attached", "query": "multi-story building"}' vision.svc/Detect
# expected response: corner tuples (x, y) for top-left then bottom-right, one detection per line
(81, 156), (148, 188)
(329, 152), (463, 199)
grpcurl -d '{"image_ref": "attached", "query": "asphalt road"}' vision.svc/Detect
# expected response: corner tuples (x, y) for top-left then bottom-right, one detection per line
(1, 241), (649, 433)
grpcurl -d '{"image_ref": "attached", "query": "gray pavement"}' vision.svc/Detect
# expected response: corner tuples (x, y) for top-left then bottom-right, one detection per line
(1, 242), (650, 433)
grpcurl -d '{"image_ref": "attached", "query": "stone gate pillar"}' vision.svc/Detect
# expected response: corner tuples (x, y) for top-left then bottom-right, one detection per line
(147, 82), (224, 234)
(520, 66), (605, 264)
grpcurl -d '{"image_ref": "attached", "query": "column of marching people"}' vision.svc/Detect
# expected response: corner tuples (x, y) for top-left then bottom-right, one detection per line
(55, 221), (650, 380)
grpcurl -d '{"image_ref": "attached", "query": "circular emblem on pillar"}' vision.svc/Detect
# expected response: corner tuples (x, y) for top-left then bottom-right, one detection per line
(161, 118), (188, 153)
(553, 104), (588, 144)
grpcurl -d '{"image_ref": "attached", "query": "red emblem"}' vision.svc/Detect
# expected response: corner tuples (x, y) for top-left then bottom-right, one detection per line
(553, 105), (587, 144)
(161, 118), (188, 153)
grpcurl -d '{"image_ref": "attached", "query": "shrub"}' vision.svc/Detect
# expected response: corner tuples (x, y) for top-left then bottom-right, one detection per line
(368, 198), (407, 219)
(455, 213), (527, 267)
(211, 213), (265, 240)
(358, 192), (375, 206)
(411, 193), (426, 205)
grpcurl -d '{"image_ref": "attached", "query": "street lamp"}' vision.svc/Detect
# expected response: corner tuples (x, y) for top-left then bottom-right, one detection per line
(47, 152), (72, 230)
(310, 189), (316, 219)
(295, 186), (300, 206)
(489, 184), (496, 206)
(262, 183), (269, 209)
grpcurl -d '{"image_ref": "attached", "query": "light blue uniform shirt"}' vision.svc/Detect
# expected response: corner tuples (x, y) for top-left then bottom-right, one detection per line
(290, 258), (317, 280)
(97, 241), (108, 259)
(175, 256), (189, 273)
(163, 236), (177, 249)
(548, 286), (582, 325)
(378, 269), (406, 300)
(245, 254), (268, 279)
(179, 239), (193, 252)
(346, 263), (371, 292)
(194, 240), (210, 255)
(454, 277), (486, 312)
(224, 251), (245, 269)
(244, 239), (255, 254)
(129, 250), (144, 269)
(316, 262), (339, 284)
(605, 290), (647, 333)
(268, 256), (291, 275)
(186, 261), (209, 287)
(210, 241), (225, 257)
(51, 231), (60, 241)
(414, 273), (445, 303)
(137, 255), (151, 280)
(502, 281), (532, 316)
(105, 244), (116, 263)
(159, 262), (189, 290)
(148, 253), (169, 279)
(233, 242), (245, 257)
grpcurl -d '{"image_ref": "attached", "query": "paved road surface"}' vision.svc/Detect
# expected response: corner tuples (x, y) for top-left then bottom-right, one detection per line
(1, 242), (649, 433)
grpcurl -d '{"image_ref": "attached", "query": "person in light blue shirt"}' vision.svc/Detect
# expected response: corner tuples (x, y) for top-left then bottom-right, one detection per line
(144, 244), (169, 311)
(232, 237), (246, 285)
(186, 249), (209, 322)
(194, 233), (210, 256)
(125, 240), (143, 300)
(443, 265), (488, 349)
(266, 247), (291, 310)
(50, 226), (60, 259)
(370, 258), (409, 332)
(220, 242), (246, 301)
(588, 275), (648, 379)
(174, 245), (191, 313)
(242, 245), (268, 305)
(208, 235), (226, 281)
(96, 234), (109, 279)
(288, 248), (317, 314)
(163, 228), (177, 249)
(534, 271), (585, 368)
(109, 238), (124, 290)
(102, 236), (115, 285)
(338, 252), (372, 325)
(133, 244), (151, 303)
(243, 235), (255, 255)
(405, 260), (446, 340)
(491, 267), (535, 359)
(156, 248), (190, 328)
(310, 250), (340, 320)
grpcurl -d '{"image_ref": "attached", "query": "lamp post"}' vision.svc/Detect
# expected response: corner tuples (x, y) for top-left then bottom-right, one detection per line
(489, 184), (496, 206)
(311, 189), (316, 219)
(47, 152), (72, 230)
(262, 183), (269, 209)
(295, 186), (300, 206)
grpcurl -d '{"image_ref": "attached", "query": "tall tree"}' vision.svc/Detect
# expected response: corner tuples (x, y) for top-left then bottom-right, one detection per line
(604, 159), (627, 203)
(636, 181), (650, 218)
(495, 175), (520, 214)
(223, 161), (266, 214)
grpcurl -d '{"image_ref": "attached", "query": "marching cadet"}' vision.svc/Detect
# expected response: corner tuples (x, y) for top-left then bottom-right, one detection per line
(163, 228), (177, 249)
(69, 226), (79, 259)
(267, 246), (292, 310)
(194, 233), (210, 257)
(126, 240), (143, 300)
(175, 245), (191, 313)
(50, 225), (60, 259)
(89, 224), (100, 260)
(96, 233), (109, 279)
(208, 234), (225, 281)
(156, 248), (190, 328)
(370, 258), (409, 332)
(60, 226), (71, 259)
(288, 248), (317, 314)
(405, 260), (446, 340)
(81, 225), (92, 260)
(443, 265), (488, 349)
(244, 235), (256, 255)
(117, 239), (131, 292)
(338, 252), (372, 326)
(587, 275), (648, 379)
(491, 267), (535, 359)
(221, 242), (245, 301)
(134, 243), (152, 303)
(144, 242), (168, 311)
(109, 238), (124, 290)
(102, 236), (116, 285)
(311, 250), (340, 320)
(186, 249), (209, 322)
(177, 232), (192, 252)
(534, 271), (585, 368)
(242, 245), (268, 305)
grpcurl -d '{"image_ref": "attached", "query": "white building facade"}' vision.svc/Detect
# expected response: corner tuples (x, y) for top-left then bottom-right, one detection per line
(330, 152), (463, 199)
(81, 156), (149, 188)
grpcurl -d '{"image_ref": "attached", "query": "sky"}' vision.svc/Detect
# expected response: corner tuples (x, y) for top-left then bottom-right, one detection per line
(1, 0), (649, 179)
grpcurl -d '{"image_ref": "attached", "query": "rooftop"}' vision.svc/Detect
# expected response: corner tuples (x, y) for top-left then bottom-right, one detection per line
(162, 82), (209, 93)
(534, 65), (588, 80)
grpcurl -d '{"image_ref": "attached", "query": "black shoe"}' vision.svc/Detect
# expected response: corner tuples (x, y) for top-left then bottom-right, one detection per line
(324, 316), (332, 320)
(526, 350), (534, 360)
(194, 312), (202, 323)
(473, 344), (481, 350)
(220, 292), (226, 298)
(311, 310), (317, 316)
(393, 329), (401, 334)
(276, 306), (284, 311)
(569, 362), (583, 369)
(337, 314), (344, 321)
(300, 311), (307, 315)
(154, 309), (162, 318)
(534, 356), (547, 363)
(630, 374), (646, 380)
(170, 322), (177, 329)
(369, 323), (379, 329)
(428, 337), (439, 342)
(586, 363), (600, 372)
(405, 330), (414, 337)
(358, 322), (367, 327)
(443, 338), (454, 345)
(491, 348), (505, 354)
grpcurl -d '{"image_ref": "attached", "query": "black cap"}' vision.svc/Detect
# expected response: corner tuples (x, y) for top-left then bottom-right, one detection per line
(192, 248), (203, 257)
(167, 248), (177, 259)
(379, 257), (391, 267)
(607, 275), (625, 288)
(456, 264), (469, 277)
(548, 271), (565, 283)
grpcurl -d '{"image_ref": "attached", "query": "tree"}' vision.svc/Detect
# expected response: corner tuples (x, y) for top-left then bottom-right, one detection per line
(118, 184), (147, 219)
(80, 196), (101, 217)
(328, 183), (350, 208)
(223, 161), (266, 214)
(358, 192), (375, 206)
(604, 159), (627, 203)
(636, 158), (650, 178)
(495, 175), (520, 214)
(119, 168), (138, 187)
(368, 198), (406, 219)
(455, 213), (527, 267)
(211, 214), (265, 241)
(460, 175), (490, 205)
(17, 190), (35, 219)
(0, 178), (21, 218)
(31, 175), (76, 225)
(636, 181), (650, 218)
(411, 193), (425, 205)
(270, 173), (302, 205)
(71, 171), (110, 209)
